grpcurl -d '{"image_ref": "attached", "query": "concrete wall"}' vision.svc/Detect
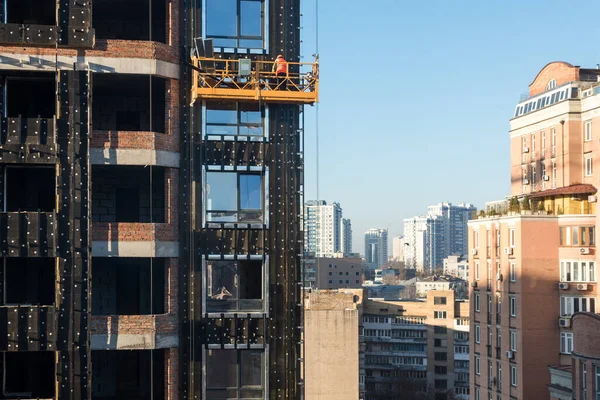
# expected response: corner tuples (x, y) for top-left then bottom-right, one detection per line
(305, 290), (361, 400)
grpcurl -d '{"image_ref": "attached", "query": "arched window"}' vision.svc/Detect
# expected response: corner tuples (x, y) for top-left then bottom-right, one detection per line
(546, 79), (557, 90)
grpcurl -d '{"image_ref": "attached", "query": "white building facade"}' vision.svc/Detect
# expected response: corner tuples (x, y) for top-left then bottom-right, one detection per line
(364, 228), (388, 270)
(304, 201), (352, 257)
(341, 218), (353, 255)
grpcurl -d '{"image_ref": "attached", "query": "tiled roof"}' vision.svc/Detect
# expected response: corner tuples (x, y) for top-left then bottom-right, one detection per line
(528, 184), (597, 199)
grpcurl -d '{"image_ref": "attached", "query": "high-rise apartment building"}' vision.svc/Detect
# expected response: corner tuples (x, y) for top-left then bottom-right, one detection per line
(304, 200), (345, 257)
(0, 1), (316, 398)
(468, 61), (600, 400)
(361, 290), (470, 400)
(342, 217), (353, 254)
(392, 235), (405, 261)
(364, 229), (388, 270)
(404, 203), (476, 273)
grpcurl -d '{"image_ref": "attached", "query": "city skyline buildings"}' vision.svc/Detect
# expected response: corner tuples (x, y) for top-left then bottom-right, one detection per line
(364, 228), (388, 270)
(403, 202), (476, 272)
(304, 200), (353, 257)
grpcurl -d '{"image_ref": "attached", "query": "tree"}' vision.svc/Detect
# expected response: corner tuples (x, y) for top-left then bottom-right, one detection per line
(521, 195), (530, 211)
(478, 209), (486, 218)
(509, 196), (520, 213)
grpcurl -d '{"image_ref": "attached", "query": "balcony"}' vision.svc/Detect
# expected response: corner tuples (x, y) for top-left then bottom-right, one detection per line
(191, 57), (319, 105)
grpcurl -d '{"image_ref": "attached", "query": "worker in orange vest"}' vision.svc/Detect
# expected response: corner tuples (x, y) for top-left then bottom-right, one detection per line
(272, 54), (288, 89)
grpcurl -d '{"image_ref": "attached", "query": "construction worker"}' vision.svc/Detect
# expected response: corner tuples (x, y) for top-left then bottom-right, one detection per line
(272, 54), (288, 89)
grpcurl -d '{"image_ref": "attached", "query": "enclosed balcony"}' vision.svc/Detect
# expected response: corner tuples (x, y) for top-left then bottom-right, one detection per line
(191, 56), (318, 105)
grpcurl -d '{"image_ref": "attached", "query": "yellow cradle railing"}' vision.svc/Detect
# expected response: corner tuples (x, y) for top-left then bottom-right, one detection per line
(191, 57), (319, 104)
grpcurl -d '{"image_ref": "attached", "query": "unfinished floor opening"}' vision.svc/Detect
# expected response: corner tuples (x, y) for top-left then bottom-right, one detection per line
(0, 351), (55, 399)
(206, 259), (263, 312)
(92, 166), (165, 223)
(3, 258), (55, 305)
(93, 0), (166, 42)
(92, 349), (165, 400)
(5, 0), (56, 25)
(4, 166), (55, 212)
(92, 258), (165, 315)
(4, 73), (56, 118)
(92, 74), (166, 133)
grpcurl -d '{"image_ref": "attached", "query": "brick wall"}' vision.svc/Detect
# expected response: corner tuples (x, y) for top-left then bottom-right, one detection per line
(166, 349), (179, 400)
(529, 62), (580, 97)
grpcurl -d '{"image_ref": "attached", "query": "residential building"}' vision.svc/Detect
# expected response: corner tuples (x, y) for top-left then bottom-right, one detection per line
(404, 203), (476, 273)
(469, 61), (600, 400)
(364, 229), (389, 270)
(310, 256), (364, 289)
(392, 235), (406, 261)
(304, 200), (343, 257)
(342, 217), (354, 255)
(0, 0), (316, 398)
(362, 279), (417, 300)
(304, 289), (363, 400)
(444, 255), (469, 280)
(416, 276), (468, 299)
(361, 290), (470, 400)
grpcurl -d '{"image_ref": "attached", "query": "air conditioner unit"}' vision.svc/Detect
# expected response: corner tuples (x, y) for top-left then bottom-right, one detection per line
(504, 247), (514, 255)
(589, 195), (598, 203)
(523, 179), (530, 185)
(506, 351), (514, 360)
(543, 175), (550, 181)
(523, 147), (530, 153)
(577, 283), (589, 291)
(471, 248), (478, 255)
(471, 281), (478, 288)
(559, 317), (571, 328)
(580, 247), (591, 255)
(558, 282), (569, 290)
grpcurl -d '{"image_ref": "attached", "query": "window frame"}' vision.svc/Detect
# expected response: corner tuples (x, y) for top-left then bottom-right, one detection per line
(202, 0), (269, 53)
(511, 365), (517, 387)
(203, 101), (269, 140)
(560, 260), (596, 283)
(509, 263), (516, 282)
(203, 255), (268, 315)
(204, 348), (267, 399)
(203, 166), (269, 227)
(509, 229), (515, 248)
(585, 120), (593, 142)
(510, 296), (516, 317)
(510, 330), (517, 352)
(475, 324), (481, 344)
(586, 154), (594, 177)
(475, 356), (481, 375)
(560, 332), (573, 354)
(475, 293), (480, 312)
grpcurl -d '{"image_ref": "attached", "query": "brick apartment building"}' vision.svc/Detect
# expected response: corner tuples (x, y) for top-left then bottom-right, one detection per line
(469, 62), (600, 400)
(0, 0), (315, 399)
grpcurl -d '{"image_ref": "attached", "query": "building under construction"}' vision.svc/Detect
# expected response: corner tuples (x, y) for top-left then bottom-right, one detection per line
(0, 0), (316, 398)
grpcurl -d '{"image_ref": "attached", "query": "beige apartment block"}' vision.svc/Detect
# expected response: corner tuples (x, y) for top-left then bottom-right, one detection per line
(304, 289), (363, 400)
(362, 290), (470, 400)
(470, 61), (600, 400)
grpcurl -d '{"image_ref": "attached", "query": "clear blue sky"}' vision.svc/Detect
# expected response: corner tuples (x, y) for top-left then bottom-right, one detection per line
(299, 0), (600, 254)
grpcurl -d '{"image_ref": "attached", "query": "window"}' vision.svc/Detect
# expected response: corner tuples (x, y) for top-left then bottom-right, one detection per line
(586, 154), (593, 177)
(582, 361), (587, 400)
(496, 228), (501, 248)
(475, 387), (480, 400)
(511, 366), (517, 387)
(560, 332), (573, 354)
(206, 349), (265, 399)
(206, 171), (264, 223)
(561, 226), (595, 247)
(585, 121), (593, 142)
(509, 229), (515, 247)
(475, 293), (480, 312)
(531, 165), (536, 185)
(475, 356), (481, 375)
(560, 260), (596, 282)
(496, 327), (501, 348)
(547, 79), (556, 90)
(205, 0), (266, 50)
(206, 260), (264, 312)
(435, 365), (447, 374)
(434, 326), (448, 334)
(510, 296), (516, 317)
(552, 128), (557, 155)
(510, 331), (517, 352)
(542, 131), (546, 152)
(531, 133), (536, 153)
(509, 263), (516, 282)
(560, 296), (596, 316)
(434, 296), (447, 305)
(552, 161), (557, 188)
(475, 324), (481, 344)
(435, 379), (447, 389)
(497, 361), (502, 386)
(434, 311), (447, 319)
(475, 231), (479, 248)
(434, 352), (447, 361)
(594, 365), (600, 400)
(476, 262), (480, 280)
(206, 102), (265, 137)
